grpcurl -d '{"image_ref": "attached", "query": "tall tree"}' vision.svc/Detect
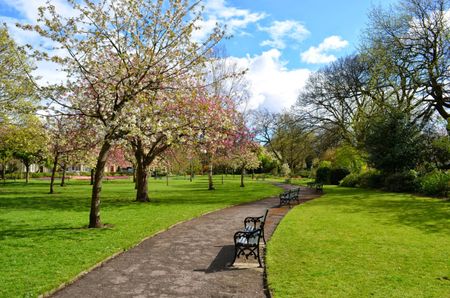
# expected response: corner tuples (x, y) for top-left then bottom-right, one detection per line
(296, 55), (375, 147)
(365, 110), (426, 173)
(250, 109), (283, 163)
(366, 0), (450, 132)
(128, 87), (229, 201)
(12, 115), (48, 183)
(22, 0), (224, 227)
(0, 26), (36, 117)
(228, 124), (260, 187)
(46, 115), (96, 194)
(271, 113), (316, 173)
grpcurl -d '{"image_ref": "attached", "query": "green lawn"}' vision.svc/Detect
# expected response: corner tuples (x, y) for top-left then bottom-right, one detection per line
(267, 186), (450, 298)
(0, 176), (281, 297)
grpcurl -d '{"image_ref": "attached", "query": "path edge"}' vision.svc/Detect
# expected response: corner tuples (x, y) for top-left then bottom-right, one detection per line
(42, 182), (284, 298)
(263, 183), (324, 298)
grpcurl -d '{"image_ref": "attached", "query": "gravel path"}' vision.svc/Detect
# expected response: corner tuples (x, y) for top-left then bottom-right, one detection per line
(51, 184), (321, 298)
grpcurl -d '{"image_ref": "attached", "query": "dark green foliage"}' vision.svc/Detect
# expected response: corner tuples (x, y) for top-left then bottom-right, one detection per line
(305, 155), (314, 169)
(315, 166), (331, 184)
(258, 151), (278, 173)
(339, 173), (360, 187)
(359, 170), (384, 188)
(329, 168), (350, 185)
(420, 170), (449, 196)
(296, 169), (311, 178)
(30, 172), (51, 178)
(334, 145), (366, 173)
(365, 111), (426, 174)
(384, 171), (419, 193)
(431, 137), (450, 169)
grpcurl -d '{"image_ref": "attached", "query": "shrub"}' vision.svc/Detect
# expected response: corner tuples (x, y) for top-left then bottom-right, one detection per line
(339, 173), (360, 187)
(73, 171), (91, 176)
(316, 166), (331, 184)
(280, 163), (291, 177)
(297, 170), (311, 178)
(420, 170), (450, 196)
(30, 172), (52, 178)
(334, 145), (366, 173)
(330, 168), (350, 185)
(359, 170), (384, 188)
(384, 171), (419, 193)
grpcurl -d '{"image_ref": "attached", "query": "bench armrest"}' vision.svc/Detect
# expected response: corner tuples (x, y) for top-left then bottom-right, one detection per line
(244, 215), (263, 226)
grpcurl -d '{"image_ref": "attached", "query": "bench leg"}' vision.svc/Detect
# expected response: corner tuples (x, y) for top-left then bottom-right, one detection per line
(230, 246), (238, 266)
(256, 246), (262, 267)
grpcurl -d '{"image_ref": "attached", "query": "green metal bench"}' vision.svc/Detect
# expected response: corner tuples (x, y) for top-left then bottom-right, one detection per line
(231, 209), (268, 267)
(243, 209), (268, 244)
(231, 228), (263, 267)
(307, 181), (324, 193)
(315, 182), (323, 192)
(279, 188), (300, 207)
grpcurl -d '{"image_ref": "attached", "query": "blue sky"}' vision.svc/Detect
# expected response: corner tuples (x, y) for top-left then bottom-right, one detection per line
(226, 0), (394, 68)
(216, 0), (397, 69)
(0, 0), (398, 111)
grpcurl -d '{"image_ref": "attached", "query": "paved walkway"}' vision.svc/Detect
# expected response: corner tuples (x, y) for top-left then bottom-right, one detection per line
(51, 184), (321, 298)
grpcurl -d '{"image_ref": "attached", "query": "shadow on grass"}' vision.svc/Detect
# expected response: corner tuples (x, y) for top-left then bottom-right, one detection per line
(0, 180), (279, 213)
(1, 226), (91, 241)
(309, 186), (450, 234)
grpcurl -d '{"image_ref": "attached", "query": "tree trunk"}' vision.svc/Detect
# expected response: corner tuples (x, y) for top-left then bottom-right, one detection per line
(208, 162), (214, 190)
(89, 141), (111, 228)
(49, 153), (59, 194)
(135, 167), (149, 202)
(25, 164), (30, 184)
(2, 162), (6, 184)
(166, 168), (169, 186)
(135, 147), (150, 202)
(240, 167), (245, 187)
(60, 163), (66, 187)
(90, 168), (95, 185)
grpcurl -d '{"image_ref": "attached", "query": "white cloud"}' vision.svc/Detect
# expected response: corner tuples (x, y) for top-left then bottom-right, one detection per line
(0, 16), (67, 85)
(192, 0), (266, 42)
(300, 35), (349, 64)
(230, 49), (311, 112)
(0, 1), (77, 85)
(259, 20), (310, 49)
(0, 0), (76, 23)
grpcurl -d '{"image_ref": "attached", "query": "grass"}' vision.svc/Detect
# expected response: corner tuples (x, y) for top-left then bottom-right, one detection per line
(267, 186), (450, 298)
(0, 175), (281, 297)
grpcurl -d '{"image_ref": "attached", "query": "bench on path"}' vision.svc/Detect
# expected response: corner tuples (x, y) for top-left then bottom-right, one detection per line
(244, 209), (268, 244)
(315, 182), (323, 192)
(307, 181), (324, 193)
(279, 188), (300, 207)
(231, 209), (268, 267)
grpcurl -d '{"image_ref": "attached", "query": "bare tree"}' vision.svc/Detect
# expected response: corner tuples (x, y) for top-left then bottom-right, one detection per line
(366, 0), (450, 132)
